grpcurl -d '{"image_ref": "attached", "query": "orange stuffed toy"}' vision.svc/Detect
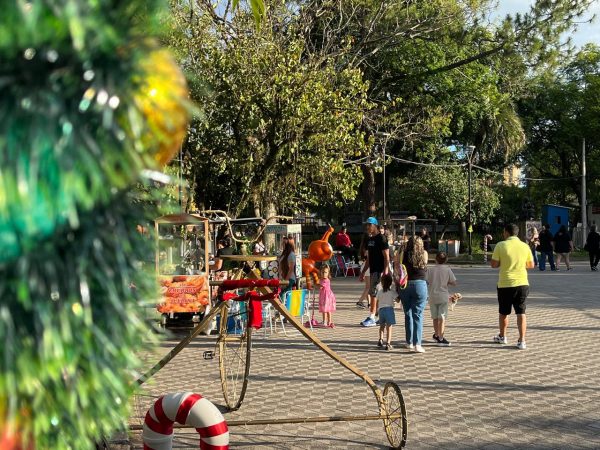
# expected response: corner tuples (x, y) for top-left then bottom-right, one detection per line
(308, 226), (334, 261)
(303, 226), (335, 289)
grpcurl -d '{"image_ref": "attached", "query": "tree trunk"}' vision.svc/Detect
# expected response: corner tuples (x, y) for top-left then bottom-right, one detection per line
(439, 224), (448, 240)
(361, 164), (377, 217)
(252, 192), (261, 218)
(460, 221), (467, 253)
(265, 202), (277, 221)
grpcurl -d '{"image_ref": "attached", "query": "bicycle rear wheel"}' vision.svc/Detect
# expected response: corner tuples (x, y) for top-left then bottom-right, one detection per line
(382, 381), (407, 449)
(217, 302), (252, 410)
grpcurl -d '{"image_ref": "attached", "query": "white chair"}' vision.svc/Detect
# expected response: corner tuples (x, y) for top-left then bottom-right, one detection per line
(334, 254), (360, 277)
(261, 301), (286, 337)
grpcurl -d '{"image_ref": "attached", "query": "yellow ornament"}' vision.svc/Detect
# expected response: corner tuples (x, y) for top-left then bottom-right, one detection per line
(136, 48), (189, 166)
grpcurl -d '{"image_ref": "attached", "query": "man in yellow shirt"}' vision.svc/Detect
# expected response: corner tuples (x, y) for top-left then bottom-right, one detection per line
(491, 224), (535, 349)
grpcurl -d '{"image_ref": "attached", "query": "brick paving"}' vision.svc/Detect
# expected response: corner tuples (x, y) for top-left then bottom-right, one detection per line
(128, 261), (600, 449)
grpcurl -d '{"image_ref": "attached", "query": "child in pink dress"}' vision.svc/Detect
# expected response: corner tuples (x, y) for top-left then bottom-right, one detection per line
(318, 266), (337, 327)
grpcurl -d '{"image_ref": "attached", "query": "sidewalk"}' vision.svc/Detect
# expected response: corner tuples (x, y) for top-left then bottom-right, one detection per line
(129, 261), (600, 448)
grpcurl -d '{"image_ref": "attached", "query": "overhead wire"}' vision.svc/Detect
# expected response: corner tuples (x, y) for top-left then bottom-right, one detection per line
(341, 153), (582, 182)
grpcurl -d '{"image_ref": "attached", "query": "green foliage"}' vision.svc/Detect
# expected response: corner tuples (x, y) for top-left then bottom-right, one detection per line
(519, 44), (600, 209)
(388, 165), (500, 227)
(0, 193), (159, 449)
(0, 1), (168, 448)
(169, 3), (372, 215)
(0, 0), (164, 262)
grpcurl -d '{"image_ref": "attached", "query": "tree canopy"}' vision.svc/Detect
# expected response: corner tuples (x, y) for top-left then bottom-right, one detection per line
(169, 2), (373, 216)
(168, 0), (598, 226)
(519, 44), (600, 211)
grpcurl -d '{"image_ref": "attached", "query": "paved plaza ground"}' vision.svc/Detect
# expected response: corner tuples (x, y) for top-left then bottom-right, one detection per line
(129, 260), (600, 449)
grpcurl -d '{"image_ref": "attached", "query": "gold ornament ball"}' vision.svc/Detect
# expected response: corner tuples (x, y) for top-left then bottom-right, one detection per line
(137, 48), (189, 166)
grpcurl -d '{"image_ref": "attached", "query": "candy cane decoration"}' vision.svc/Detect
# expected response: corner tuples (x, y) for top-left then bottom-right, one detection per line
(143, 392), (229, 450)
(483, 234), (493, 264)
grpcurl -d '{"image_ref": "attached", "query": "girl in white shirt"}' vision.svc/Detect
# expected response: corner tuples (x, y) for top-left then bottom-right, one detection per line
(425, 252), (457, 346)
(376, 273), (396, 351)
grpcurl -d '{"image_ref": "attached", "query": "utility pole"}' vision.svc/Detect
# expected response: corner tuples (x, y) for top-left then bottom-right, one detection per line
(467, 145), (475, 257)
(383, 144), (386, 222)
(582, 138), (587, 245)
(375, 132), (390, 222)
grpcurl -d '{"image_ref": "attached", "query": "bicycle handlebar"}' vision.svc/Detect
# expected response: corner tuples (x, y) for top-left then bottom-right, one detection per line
(210, 279), (291, 290)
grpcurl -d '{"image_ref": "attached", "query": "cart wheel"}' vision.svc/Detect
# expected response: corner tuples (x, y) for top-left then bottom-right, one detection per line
(382, 381), (407, 449)
(217, 306), (252, 411)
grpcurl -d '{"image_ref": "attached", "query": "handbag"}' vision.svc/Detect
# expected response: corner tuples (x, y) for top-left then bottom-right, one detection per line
(394, 247), (408, 290)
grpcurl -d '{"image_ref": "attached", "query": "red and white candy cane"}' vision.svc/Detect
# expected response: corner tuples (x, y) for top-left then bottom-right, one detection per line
(142, 392), (229, 450)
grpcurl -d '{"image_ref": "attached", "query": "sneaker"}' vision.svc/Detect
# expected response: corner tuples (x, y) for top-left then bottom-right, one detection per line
(432, 334), (440, 343)
(438, 337), (451, 346)
(385, 343), (393, 351)
(328, 322), (335, 328)
(493, 335), (508, 344)
(414, 345), (425, 353)
(360, 317), (377, 327)
(567, 267), (573, 271)
(516, 341), (527, 350)
(403, 342), (414, 350)
(375, 319), (381, 326)
(356, 301), (367, 308)
(377, 339), (383, 348)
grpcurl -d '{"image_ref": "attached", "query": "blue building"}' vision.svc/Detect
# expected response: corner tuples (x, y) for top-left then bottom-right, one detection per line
(542, 205), (571, 236)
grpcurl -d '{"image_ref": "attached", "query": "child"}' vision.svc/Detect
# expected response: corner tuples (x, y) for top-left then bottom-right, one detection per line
(318, 266), (336, 328)
(425, 252), (457, 346)
(376, 273), (396, 350)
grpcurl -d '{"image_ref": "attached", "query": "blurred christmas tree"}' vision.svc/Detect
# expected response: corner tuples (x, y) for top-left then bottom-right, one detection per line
(0, 1), (190, 448)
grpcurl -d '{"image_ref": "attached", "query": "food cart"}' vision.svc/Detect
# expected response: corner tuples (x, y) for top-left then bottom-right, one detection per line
(155, 213), (210, 327)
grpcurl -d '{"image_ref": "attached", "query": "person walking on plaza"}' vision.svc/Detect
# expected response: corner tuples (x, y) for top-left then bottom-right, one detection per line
(527, 226), (540, 267)
(398, 235), (429, 353)
(356, 252), (370, 308)
(279, 240), (297, 294)
(359, 217), (390, 327)
(420, 227), (432, 252)
(426, 252), (457, 346)
(335, 226), (359, 264)
(584, 225), (600, 271)
(376, 273), (396, 351)
(537, 224), (556, 271)
(553, 225), (574, 271)
(318, 266), (337, 327)
(491, 223), (534, 350)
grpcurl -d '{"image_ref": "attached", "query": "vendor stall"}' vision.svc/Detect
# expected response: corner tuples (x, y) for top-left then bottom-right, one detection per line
(155, 213), (210, 327)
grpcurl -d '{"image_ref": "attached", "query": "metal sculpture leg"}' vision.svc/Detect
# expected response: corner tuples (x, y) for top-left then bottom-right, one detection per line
(136, 301), (227, 386)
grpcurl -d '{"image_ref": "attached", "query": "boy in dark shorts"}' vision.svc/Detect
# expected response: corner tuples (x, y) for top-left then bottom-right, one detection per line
(358, 217), (390, 327)
(491, 224), (535, 349)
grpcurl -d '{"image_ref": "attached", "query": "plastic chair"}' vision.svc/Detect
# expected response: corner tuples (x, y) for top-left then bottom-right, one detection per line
(334, 254), (360, 277)
(280, 289), (312, 335)
(330, 254), (343, 277)
(261, 301), (286, 337)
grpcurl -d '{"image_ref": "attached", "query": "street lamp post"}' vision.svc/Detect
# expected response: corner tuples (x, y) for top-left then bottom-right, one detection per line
(466, 145), (475, 257)
(375, 132), (390, 221)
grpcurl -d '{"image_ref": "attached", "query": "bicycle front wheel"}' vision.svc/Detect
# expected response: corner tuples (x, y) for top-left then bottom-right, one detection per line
(217, 303), (252, 410)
